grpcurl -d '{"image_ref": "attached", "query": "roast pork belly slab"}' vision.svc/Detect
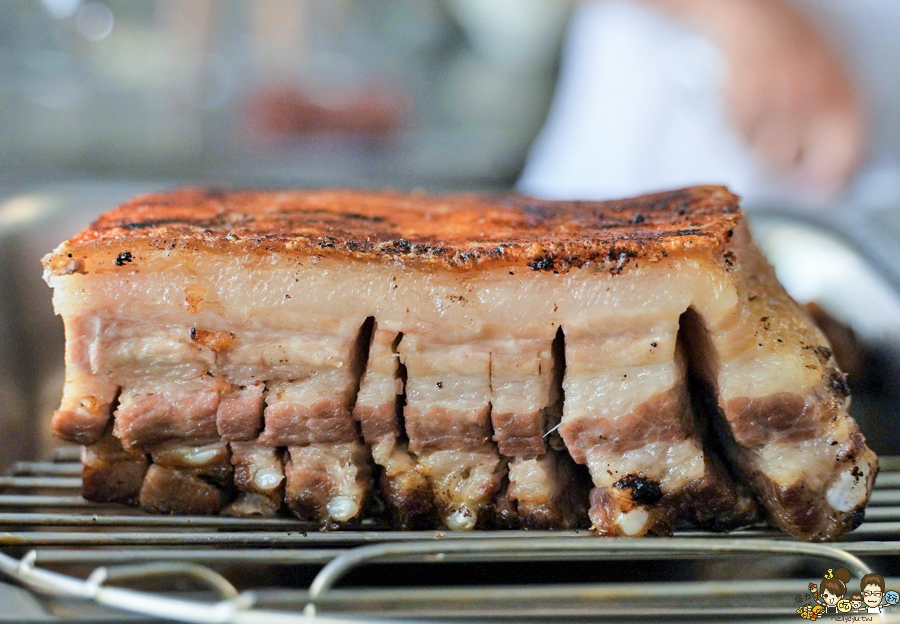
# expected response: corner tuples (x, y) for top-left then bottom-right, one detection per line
(43, 185), (876, 540)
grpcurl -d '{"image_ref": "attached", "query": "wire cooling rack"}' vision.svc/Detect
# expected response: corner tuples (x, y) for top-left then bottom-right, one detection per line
(1, 447), (900, 623)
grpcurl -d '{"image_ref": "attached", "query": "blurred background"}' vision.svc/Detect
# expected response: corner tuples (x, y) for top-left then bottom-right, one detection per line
(1, 0), (900, 468)
(1, 0), (898, 200)
(0, 0), (571, 190)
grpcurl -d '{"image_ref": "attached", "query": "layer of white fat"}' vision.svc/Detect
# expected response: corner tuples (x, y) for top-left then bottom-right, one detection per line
(716, 349), (824, 403)
(702, 235), (832, 402)
(152, 442), (228, 468)
(733, 424), (876, 522)
(826, 449), (877, 512)
(117, 376), (219, 404)
(489, 339), (556, 418)
(50, 253), (722, 346)
(220, 326), (359, 385)
(585, 439), (704, 491)
(615, 508), (651, 537)
(562, 319), (681, 431)
(752, 418), (854, 488)
(508, 453), (558, 504)
(287, 441), (367, 522)
(417, 448), (501, 529)
(91, 321), (215, 385)
(400, 340), (491, 416)
(265, 367), (357, 411)
(564, 360), (679, 424)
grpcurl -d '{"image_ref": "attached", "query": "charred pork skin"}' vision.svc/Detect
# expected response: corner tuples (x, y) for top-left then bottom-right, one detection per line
(43, 186), (876, 540)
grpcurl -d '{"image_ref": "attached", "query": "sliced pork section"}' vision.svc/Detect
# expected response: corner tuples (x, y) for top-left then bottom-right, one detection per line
(284, 442), (371, 527)
(216, 383), (264, 441)
(53, 317), (118, 445)
(225, 442), (284, 516)
(561, 332), (757, 536)
(353, 327), (435, 527)
(681, 228), (878, 541)
(400, 336), (502, 529)
(489, 329), (589, 528)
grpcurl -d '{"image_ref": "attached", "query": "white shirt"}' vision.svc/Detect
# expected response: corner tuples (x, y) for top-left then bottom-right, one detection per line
(519, 0), (900, 208)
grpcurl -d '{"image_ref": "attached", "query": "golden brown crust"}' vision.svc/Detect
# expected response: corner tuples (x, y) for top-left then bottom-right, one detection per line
(45, 185), (741, 273)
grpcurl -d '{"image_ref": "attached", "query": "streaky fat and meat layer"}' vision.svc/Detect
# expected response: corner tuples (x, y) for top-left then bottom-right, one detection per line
(681, 226), (878, 540)
(399, 336), (502, 529)
(560, 312), (757, 536)
(490, 329), (589, 529)
(54, 317), (118, 445)
(353, 326), (436, 527)
(43, 185), (877, 540)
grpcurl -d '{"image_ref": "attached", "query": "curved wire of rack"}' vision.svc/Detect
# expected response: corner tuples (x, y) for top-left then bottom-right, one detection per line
(0, 536), (881, 622)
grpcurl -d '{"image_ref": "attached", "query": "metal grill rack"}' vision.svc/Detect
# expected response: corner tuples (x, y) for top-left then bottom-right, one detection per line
(1, 447), (900, 623)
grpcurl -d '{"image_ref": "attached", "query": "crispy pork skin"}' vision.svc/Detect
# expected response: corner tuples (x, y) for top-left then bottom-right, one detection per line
(44, 186), (876, 538)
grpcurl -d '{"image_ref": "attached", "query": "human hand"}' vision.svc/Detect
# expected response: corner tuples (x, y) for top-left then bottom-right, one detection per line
(647, 0), (867, 198)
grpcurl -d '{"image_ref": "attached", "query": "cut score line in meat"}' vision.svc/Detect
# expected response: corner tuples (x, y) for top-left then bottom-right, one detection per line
(43, 185), (877, 540)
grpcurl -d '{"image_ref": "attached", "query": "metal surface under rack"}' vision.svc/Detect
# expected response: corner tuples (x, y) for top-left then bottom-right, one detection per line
(1, 448), (900, 623)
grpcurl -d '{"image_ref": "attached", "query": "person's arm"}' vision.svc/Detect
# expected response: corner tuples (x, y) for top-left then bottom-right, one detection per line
(635, 0), (866, 198)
